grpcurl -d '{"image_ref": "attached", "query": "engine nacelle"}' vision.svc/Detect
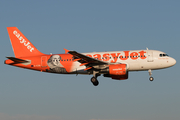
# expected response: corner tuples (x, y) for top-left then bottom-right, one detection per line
(103, 64), (128, 80)
(109, 64), (127, 75)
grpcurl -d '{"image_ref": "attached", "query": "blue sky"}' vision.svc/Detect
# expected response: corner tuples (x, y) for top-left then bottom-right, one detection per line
(0, 0), (179, 120)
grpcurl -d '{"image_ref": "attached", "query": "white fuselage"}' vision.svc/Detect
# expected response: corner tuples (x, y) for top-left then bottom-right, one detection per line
(72, 50), (176, 74)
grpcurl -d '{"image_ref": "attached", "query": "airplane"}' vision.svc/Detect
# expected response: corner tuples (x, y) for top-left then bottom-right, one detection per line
(4, 27), (176, 86)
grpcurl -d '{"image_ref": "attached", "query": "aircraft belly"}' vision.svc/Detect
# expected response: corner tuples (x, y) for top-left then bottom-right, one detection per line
(128, 62), (140, 71)
(72, 65), (89, 74)
(128, 60), (168, 71)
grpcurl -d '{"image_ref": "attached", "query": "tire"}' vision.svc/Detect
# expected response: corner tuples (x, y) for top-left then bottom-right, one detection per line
(149, 77), (154, 81)
(91, 77), (99, 86)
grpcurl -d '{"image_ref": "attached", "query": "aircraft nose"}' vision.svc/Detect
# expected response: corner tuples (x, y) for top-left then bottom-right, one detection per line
(170, 58), (176, 66)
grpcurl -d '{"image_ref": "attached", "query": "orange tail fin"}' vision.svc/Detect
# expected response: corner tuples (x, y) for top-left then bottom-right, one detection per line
(7, 27), (44, 57)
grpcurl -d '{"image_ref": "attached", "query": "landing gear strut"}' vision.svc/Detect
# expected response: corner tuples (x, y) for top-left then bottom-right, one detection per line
(91, 71), (100, 86)
(148, 69), (154, 81)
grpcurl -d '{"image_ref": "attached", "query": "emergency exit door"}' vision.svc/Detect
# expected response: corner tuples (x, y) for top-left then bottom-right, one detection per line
(41, 56), (47, 67)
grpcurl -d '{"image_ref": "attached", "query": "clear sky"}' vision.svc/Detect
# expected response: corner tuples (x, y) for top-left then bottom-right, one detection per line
(0, 0), (179, 120)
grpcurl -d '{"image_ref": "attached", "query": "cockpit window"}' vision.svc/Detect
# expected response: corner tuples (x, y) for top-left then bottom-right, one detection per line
(159, 54), (169, 57)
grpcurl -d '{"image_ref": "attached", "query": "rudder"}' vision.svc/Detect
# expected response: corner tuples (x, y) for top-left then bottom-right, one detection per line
(7, 27), (44, 57)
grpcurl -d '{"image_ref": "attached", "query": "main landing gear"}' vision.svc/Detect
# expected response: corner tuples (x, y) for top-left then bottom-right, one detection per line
(91, 77), (99, 86)
(91, 71), (100, 86)
(148, 69), (154, 81)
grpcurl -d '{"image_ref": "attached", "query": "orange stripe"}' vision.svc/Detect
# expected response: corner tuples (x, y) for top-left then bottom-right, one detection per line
(80, 63), (88, 66)
(73, 58), (81, 62)
(84, 67), (92, 71)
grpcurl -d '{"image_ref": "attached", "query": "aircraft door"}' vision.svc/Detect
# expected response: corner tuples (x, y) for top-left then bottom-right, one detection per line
(147, 51), (154, 62)
(41, 56), (47, 67)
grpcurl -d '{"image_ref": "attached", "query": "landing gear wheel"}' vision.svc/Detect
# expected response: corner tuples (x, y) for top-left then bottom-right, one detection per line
(149, 77), (154, 81)
(91, 77), (99, 86)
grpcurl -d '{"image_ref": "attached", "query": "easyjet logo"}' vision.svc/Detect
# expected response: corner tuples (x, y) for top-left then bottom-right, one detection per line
(113, 68), (122, 71)
(13, 30), (34, 52)
(86, 51), (146, 62)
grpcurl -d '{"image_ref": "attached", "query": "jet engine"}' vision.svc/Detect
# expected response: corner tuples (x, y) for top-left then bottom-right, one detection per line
(103, 64), (128, 80)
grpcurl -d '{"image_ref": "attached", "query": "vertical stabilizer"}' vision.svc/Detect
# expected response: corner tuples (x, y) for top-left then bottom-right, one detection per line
(7, 27), (44, 57)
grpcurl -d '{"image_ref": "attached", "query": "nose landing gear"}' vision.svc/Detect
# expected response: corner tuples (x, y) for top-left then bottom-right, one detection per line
(148, 69), (154, 81)
(149, 76), (154, 81)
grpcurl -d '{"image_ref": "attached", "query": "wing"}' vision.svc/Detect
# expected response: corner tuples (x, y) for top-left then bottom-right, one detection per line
(68, 51), (108, 68)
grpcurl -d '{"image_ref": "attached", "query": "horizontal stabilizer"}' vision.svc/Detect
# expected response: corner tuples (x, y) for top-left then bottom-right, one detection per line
(6, 57), (29, 63)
